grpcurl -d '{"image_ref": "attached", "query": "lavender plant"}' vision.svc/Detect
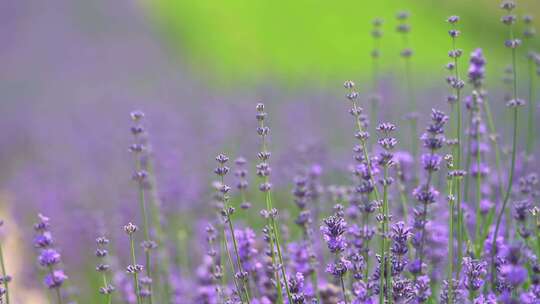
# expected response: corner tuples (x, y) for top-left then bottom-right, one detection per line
(34, 214), (68, 304)
(445, 15), (466, 280)
(255, 103), (293, 303)
(396, 11), (419, 166)
(124, 222), (144, 304)
(369, 17), (383, 146)
(491, 0), (526, 290)
(129, 111), (156, 303)
(6, 1), (540, 303)
(96, 236), (115, 304)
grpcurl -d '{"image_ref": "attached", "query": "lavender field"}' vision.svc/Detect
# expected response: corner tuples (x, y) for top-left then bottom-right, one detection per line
(1, 0), (540, 303)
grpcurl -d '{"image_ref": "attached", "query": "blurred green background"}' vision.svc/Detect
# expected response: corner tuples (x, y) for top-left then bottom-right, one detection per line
(144, 0), (540, 87)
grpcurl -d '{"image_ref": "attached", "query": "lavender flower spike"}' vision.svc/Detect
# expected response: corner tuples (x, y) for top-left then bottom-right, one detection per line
(33, 214), (68, 304)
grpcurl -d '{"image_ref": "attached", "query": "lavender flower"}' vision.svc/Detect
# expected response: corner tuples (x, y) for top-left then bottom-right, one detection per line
(33, 214), (68, 303)
(462, 257), (487, 298)
(96, 236), (115, 301)
(322, 211), (349, 303)
(321, 215), (347, 253)
(412, 110), (448, 276)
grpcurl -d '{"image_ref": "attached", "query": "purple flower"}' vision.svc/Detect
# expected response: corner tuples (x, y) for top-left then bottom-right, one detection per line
(44, 270), (68, 289)
(462, 257), (487, 291)
(39, 249), (61, 267)
(33, 231), (53, 248)
(321, 215), (347, 253)
(421, 153), (442, 171)
(468, 48), (486, 87)
(500, 264), (527, 287)
(326, 257), (351, 277)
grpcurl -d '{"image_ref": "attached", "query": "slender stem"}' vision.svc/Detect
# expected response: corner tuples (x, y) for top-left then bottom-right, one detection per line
(395, 163), (410, 225)
(481, 96), (505, 197)
(474, 122), (483, 248)
(221, 172), (251, 303)
(258, 119), (292, 304)
(371, 34), (380, 149)
(223, 227), (243, 303)
(102, 273), (112, 304)
(134, 155), (153, 304)
(129, 234), (142, 304)
(0, 243), (10, 304)
(383, 165), (392, 304)
(462, 110), (473, 205)
(491, 24), (520, 291)
(340, 275), (349, 304)
(363, 213), (371, 279)
(449, 33), (464, 280)
(402, 33), (418, 165)
(145, 159), (172, 303)
(227, 218), (251, 303)
(350, 94), (381, 202)
(416, 156), (434, 268)
(526, 56), (536, 156)
(447, 177), (455, 304)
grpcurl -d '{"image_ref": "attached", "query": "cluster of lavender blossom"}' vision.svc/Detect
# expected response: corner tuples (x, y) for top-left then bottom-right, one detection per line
(2, 1), (540, 304)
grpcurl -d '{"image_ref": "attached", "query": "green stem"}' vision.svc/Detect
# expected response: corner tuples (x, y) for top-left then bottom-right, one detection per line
(463, 110), (473, 206)
(447, 177), (455, 304)
(134, 156), (153, 304)
(526, 56), (536, 156)
(481, 97), (505, 197)
(223, 227), (244, 303)
(450, 33), (464, 281)
(221, 173), (251, 303)
(145, 159), (172, 303)
(363, 213), (371, 280)
(340, 275), (349, 304)
(491, 25), (520, 291)
(370, 35), (380, 149)
(258, 119), (292, 304)
(383, 165), (393, 303)
(402, 34), (418, 164)
(102, 273), (112, 304)
(0, 243), (10, 304)
(129, 234), (142, 304)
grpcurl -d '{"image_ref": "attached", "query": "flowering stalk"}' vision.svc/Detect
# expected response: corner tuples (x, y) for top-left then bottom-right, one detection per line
(291, 172), (320, 303)
(215, 154), (251, 303)
(446, 15), (465, 279)
(124, 223), (143, 304)
(413, 109), (448, 283)
(376, 122), (398, 303)
(96, 236), (114, 304)
(255, 103), (293, 303)
(369, 18), (383, 147)
(523, 15), (536, 157)
(445, 155), (455, 304)
(235, 157), (252, 210)
(33, 214), (68, 304)
(129, 111), (155, 304)
(396, 11), (418, 165)
(321, 213), (349, 304)
(140, 136), (172, 302)
(344, 81), (381, 285)
(491, 1), (524, 290)
(467, 92), (486, 251)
